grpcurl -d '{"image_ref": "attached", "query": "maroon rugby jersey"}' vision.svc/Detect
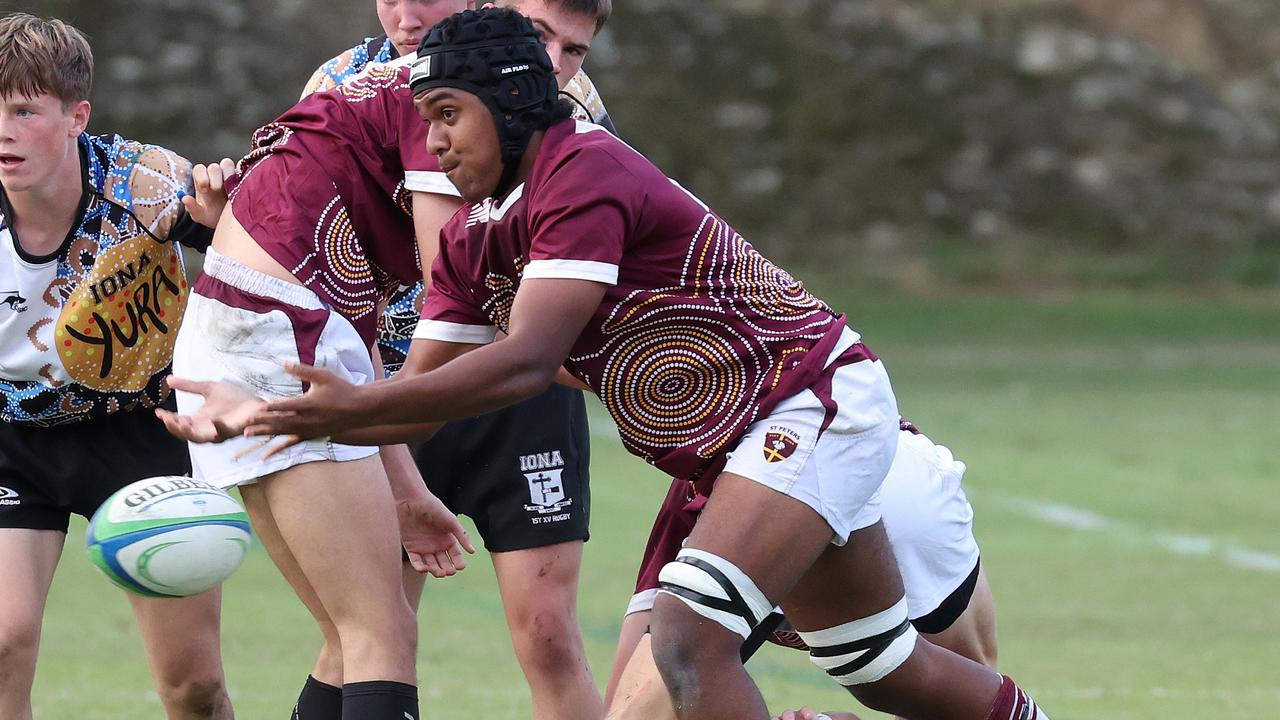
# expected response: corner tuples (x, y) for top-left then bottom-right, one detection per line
(633, 478), (703, 597)
(228, 64), (447, 345)
(420, 119), (866, 482)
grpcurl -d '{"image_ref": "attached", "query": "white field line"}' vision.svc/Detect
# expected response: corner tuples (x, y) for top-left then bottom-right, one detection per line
(987, 495), (1280, 574)
(586, 410), (1280, 574)
(892, 343), (1280, 370)
(1033, 685), (1280, 701)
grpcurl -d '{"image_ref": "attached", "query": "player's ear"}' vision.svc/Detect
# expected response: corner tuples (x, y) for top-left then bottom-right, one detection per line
(69, 100), (91, 136)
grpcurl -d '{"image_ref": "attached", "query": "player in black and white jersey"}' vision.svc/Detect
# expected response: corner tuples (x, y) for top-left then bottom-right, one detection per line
(0, 13), (236, 720)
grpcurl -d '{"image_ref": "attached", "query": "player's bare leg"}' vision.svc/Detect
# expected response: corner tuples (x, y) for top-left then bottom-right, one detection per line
(608, 584), (997, 720)
(402, 559), (428, 609)
(492, 540), (602, 720)
(649, 472), (1007, 720)
(649, 472), (835, 719)
(0, 529), (63, 720)
(603, 624), (677, 720)
(129, 589), (233, 719)
(603, 610), (654, 711)
(241, 455), (417, 717)
(248, 496), (345, 683)
(781, 525), (1001, 718)
(921, 566), (997, 669)
(773, 566), (999, 720)
(245, 487), (346, 720)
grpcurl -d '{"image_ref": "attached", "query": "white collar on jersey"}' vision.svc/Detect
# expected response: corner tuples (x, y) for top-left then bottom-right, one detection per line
(490, 183), (524, 221)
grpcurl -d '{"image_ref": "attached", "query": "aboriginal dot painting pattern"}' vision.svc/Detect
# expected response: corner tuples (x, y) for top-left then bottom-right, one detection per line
(305, 195), (375, 324)
(0, 134), (190, 426)
(374, 282), (420, 376)
(305, 38), (425, 376)
(481, 254), (525, 334)
(303, 36), (395, 96)
(337, 64), (407, 104)
(575, 214), (833, 463)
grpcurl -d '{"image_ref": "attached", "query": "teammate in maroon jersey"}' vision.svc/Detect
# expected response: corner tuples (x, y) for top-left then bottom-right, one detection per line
(606, 421), (998, 720)
(165, 8), (1047, 720)
(161, 37), (474, 720)
(295, 3), (613, 720)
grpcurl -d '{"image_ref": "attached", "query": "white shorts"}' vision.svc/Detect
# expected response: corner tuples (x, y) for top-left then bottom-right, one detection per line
(722, 327), (901, 544)
(627, 428), (982, 622)
(879, 430), (981, 621)
(172, 249), (379, 489)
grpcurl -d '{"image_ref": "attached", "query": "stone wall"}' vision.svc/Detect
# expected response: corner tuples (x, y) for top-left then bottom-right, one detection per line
(34, 0), (1280, 288)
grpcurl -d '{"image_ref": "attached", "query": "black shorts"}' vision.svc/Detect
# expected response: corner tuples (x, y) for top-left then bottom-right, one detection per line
(0, 409), (192, 532)
(411, 384), (590, 553)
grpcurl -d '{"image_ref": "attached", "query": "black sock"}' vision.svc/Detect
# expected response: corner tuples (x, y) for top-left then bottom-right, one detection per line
(342, 680), (419, 720)
(292, 675), (342, 720)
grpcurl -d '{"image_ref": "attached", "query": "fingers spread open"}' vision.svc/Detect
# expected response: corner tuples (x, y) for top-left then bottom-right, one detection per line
(165, 375), (210, 395)
(259, 434), (304, 460)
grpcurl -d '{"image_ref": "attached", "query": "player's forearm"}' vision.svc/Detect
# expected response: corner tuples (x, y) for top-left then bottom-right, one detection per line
(377, 442), (432, 503)
(355, 342), (555, 427)
(334, 421), (444, 446)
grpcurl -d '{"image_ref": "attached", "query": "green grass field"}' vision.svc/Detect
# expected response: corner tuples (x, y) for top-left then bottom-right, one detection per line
(32, 290), (1280, 719)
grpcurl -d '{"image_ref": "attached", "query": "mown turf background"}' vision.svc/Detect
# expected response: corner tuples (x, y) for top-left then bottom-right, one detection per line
(32, 289), (1280, 719)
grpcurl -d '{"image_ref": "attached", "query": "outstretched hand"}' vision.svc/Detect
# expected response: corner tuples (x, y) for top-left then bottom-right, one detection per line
(182, 158), (237, 229)
(243, 362), (366, 452)
(156, 376), (266, 443)
(398, 492), (476, 577)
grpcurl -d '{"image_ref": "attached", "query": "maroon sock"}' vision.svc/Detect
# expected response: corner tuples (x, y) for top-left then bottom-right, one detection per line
(983, 675), (1048, 720)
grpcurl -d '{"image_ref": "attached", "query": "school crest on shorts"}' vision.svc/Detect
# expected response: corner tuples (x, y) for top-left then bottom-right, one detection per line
(520, 450), (574, 520)
(763, 429), (799, 463)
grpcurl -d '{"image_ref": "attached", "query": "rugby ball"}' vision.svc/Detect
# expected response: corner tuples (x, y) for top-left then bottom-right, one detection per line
(86, 476), (252, 597)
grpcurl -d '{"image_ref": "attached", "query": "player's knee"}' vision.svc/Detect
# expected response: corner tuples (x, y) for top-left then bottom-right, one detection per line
(508, 603), (583, 677)
(798, 597), (917, 701)
(973, 640), (998, 669)
(655, 548), (773, 641)
(0, 621), (41, 676)
(650, 549), (768, 705)
(337, 600), (418, 655)
(649, 616), (741, 711)
(153, 668), (228, 717)
(313, 636), (345, 681)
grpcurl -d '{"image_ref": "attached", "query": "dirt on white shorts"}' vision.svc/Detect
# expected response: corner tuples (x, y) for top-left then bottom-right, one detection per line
(172, 249), (379, 489)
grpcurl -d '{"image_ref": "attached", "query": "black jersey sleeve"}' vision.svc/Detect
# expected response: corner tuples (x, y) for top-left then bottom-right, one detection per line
(169, 210), (213, 252)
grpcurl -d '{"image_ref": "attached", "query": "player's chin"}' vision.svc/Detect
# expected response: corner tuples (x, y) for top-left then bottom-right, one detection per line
(458, 184), (491, 204)
(450, 173), (499, 204)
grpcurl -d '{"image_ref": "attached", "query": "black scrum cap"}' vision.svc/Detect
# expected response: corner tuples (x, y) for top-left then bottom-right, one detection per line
(410, 8), (559, 197)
